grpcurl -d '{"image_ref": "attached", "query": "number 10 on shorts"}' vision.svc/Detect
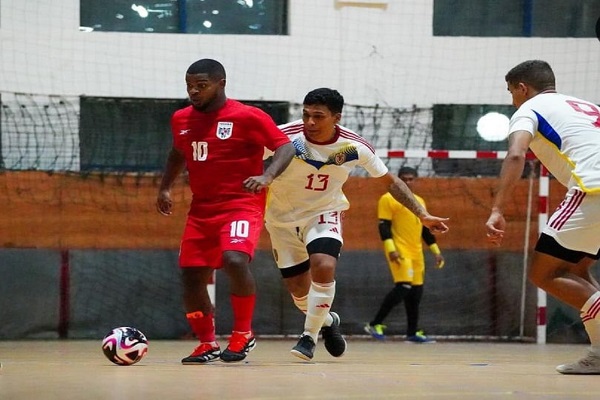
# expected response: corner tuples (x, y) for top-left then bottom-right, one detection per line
(230, 220), (250, 238)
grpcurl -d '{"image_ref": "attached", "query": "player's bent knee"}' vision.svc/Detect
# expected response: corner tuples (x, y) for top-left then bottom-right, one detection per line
(527, 262), (552, 287)
(222, 250), (251, 268)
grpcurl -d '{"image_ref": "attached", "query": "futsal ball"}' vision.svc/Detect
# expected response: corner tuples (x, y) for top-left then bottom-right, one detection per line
(101, 326), (149, 365)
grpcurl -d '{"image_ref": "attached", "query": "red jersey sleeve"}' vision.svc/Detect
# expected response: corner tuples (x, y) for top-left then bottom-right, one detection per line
(247, 107), (291, 151)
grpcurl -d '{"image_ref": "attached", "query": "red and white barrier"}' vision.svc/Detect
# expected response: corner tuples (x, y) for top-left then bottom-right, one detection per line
(376, 149), (537, 160)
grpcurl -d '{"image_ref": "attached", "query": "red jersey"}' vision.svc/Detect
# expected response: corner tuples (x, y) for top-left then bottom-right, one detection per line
(171, 99), (290, 212)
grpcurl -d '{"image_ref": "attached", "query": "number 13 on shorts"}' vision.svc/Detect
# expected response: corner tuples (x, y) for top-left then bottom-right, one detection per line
(309, 211), (343, 243)
(318, 211), (340, 225)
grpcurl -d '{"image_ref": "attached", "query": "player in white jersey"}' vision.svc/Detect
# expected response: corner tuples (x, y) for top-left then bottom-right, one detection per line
(264, 88), (449, 361)
(486, 60), (600, 374)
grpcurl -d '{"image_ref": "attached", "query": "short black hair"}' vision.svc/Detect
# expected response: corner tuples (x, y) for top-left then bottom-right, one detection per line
(303, 88), (344, 114)
(186, 59), (226, 80)
(398, 166), (418, 177)
(505, 60), (555, 92)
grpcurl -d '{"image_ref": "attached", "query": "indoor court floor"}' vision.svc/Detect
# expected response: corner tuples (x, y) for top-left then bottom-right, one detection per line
(0, 339), (598, 399)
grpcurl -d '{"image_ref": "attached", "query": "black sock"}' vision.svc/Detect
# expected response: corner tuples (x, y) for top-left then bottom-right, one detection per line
(371, 283), (411, 325)
(405, 285), (423, 336)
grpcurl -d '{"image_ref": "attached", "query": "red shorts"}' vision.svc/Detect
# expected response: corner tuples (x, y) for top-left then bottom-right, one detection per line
(179, 208), (264, 268)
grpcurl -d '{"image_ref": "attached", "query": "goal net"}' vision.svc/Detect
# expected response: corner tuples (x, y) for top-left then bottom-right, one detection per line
(0, 94), (554, 341)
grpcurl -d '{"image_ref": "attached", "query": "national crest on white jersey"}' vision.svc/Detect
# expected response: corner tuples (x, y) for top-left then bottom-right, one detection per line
(216, 122), (233, 140)
(334, 152), (346, 165)
(292, 138), (358, 170)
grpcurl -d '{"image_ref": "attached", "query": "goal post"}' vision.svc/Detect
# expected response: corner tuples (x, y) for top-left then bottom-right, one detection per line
(371, 149), (546, 343)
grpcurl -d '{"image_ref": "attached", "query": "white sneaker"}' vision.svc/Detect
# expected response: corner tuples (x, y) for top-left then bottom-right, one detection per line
(556, 351), (600, 375)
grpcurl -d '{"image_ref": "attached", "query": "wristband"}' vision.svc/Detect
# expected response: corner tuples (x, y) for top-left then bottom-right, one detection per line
(383, 239), (396, 254)
(429, 243), (441, 255)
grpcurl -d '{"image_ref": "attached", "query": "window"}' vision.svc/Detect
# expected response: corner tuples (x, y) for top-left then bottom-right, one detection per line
(434, 0), (600, 37)
(431, 104), (514, 177)
(79, 97), (186, 172)
(240, 100), (289, 125)
(79, 97), (289, 172)
(80, 0), (288, 35)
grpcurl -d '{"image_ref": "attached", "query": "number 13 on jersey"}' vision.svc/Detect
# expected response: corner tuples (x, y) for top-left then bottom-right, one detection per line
(305, 173), (329, 191)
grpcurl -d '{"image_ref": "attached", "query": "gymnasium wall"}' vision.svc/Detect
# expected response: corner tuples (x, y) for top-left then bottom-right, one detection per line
(1, 1), (598, 106)
(0, 246), (586, 343)
(0, 247), (542, 340)
(0, 172), (583, 342)
(1, 173), (557, 251)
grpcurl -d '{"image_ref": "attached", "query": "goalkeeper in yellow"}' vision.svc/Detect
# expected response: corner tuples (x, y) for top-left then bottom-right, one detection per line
(364, 166), (445, 343)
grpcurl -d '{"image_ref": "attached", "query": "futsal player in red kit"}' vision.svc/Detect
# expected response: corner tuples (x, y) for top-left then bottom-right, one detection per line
(156, 59), (295, 364)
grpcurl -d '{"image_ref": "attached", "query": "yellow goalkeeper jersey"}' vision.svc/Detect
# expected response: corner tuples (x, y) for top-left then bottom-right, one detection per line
(377, 192), (426, 259)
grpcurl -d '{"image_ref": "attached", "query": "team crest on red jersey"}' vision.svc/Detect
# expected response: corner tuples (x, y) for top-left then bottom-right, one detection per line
(216, 122), (233, 140)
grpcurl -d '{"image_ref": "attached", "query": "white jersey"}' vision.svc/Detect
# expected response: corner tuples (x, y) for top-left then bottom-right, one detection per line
(265, 119), (388, 227)
(509, 92), (600, 192)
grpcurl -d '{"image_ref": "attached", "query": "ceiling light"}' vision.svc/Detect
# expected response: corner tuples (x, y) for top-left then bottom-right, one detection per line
(476, 112), (510, 142)
(131, 4), (149, 18)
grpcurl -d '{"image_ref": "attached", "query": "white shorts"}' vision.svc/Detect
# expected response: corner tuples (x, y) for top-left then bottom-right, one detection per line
(543, 187), (600, 255)
(265, 211), (344, 269)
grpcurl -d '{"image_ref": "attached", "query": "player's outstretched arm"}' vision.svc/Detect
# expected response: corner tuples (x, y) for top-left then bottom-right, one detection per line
(244, 142), (295, 193)
(382, 173), (449, 234)
(486, 130), (531, 245)
(156, 147), (186, 216)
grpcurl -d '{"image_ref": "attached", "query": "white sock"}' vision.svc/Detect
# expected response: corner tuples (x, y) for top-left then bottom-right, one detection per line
(304, 281), (336, 342)
(580, 291), (600, 353)
(292, 294), (333, 326)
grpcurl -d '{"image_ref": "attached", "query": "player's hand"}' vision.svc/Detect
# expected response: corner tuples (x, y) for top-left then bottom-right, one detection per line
(485, 210), (505, 246)
(420, 215), (449, 234)
(434, 254), (445, 269)
(388, 251), (402, 264)
(156, 190), (173, 216)
(243, 175), (273, 193)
